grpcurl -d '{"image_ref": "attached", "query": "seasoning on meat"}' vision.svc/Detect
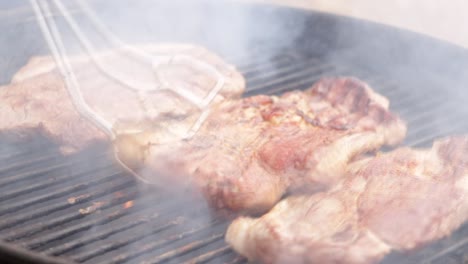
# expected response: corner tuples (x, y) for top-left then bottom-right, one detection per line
(115, 77), (406, 213)
(226, 136), (468, 263)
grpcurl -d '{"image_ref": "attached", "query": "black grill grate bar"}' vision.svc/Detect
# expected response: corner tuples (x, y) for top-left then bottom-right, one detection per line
(334, 70), (436, 103)
(397, 96), (452, 120)
(0, 138), (52, 160)
(0, 159), (114, 202)
(246, 62), (335, 92)
(272, 77), (322, 94)
(167, 239), (234, 264)
(399, 103), (460, 126)
(322, 66), (387, 87)
(42, 196), (187, 256)
(204, 253), (246, 264)
(0, 165), (123, 217)
(44, 214), (157, 257)
(262, 65), (339, 95)
(408, 127), (468, 148)
(422, 237), (468, 264)
(240, 56), (294, 78)
(124, 222), (228, 264)
(76, 222), (178, 264)
(245, 64), (335, 96)
(75, 208), (219, 263)
(300, 64), (364, 81)
(222, 45), (284, 64)
(4, 183), (138, 242)
(388, 90), (446, 111)
(406, 114), (468, 147)
(241, 60), (400, 98)
(234, 54), (293, 74)
(180, 245), (231, 264)
(0, 150), (109, 188)
(0, 161), (69, 188)
(370, 80), (406, 94)
(98, 219), (224, 264)
(143, 234), (225, 264)
(375, 80), (413, 96)
(378, 86), (406, 99)
(23, 188), (158, 250)
(362, 81), (404, 97)
(0, 150), (61, 175)
(244, 57), (319, 85)
(0, 176), (134, 231)
(405, 106), (468, 140)
(226, 256), (248, 264)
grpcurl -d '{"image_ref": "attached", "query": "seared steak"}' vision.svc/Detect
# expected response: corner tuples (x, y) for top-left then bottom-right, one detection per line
(226, 136), (468, 263)
(115, 77), (406, 213)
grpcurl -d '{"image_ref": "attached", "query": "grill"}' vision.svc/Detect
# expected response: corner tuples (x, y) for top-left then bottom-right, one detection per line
(2, 1), (468, 263)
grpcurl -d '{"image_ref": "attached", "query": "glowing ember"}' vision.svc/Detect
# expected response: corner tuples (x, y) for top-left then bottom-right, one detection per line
(67, 194), (90, 204)
(123, 200), (134, 209)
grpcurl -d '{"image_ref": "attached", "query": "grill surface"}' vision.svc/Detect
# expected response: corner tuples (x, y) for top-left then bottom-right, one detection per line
(2, 1), (468, 263)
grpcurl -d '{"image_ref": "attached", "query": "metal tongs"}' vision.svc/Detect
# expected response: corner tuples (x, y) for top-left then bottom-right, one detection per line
(30, 0), (225, 181)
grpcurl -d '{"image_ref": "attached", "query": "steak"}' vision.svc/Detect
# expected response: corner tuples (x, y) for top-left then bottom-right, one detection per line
(1, 49), (406, 213)
(115, 77), (406, 213)
(0, 44), (246, 153)
(226, 136), (468, 263)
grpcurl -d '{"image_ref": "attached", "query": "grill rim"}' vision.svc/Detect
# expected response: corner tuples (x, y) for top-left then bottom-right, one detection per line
(0, 239), (74, 264)
(2, 1), (468, 264)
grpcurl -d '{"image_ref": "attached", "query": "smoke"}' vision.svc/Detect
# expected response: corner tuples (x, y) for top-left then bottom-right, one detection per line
(68, 1), (468, 263)
(283, 1), (468, 149)
(70, 0), (308, 63)
(38, 2), (308, 262)
(4, 0), (468, 262)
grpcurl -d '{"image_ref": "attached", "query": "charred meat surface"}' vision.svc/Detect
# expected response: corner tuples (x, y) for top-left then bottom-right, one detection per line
(0, 44), (246, 154)
(120, 77), (406, 213)
(226, 136), (468, 263)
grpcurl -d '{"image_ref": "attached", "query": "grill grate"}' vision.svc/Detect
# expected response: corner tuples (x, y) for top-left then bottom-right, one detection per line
(1, 52), (468, 264)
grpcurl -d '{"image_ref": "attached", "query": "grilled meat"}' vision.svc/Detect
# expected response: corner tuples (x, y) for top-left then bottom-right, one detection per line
(1, 48), (406, 213)
(116, 77), (406, 213)
(226, 136), (468, 263)
(0, 44), (246, 153)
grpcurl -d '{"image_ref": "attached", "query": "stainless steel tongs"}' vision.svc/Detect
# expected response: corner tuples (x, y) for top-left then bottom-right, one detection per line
(30, 0), (226, 183)
(29, 0), (226, 141)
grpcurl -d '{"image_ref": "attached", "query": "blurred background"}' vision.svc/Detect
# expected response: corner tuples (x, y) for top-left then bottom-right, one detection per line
(241, 0), (468, 49)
